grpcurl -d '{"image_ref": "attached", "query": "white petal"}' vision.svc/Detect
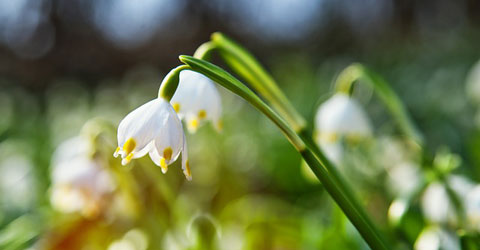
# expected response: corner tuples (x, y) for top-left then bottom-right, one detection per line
(466, 185), (480, 231)
(152, 104), (184, 165)
(171, 70), (222, 131)
(52, 136), (90, 167)
(314, 93), (372, 138)
(181, 133), (191, 181)
(421, 182), (455, 224)
(117, 99), (171, 156)
(318, 140), (343, 166)
(414, 227), (460, 250)
(148, 148), (163, 168)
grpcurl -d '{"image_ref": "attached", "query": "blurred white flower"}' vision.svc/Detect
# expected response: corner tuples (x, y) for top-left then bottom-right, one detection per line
(387, 162), (422, 198)
(314, 93), (372, 164)
(421, 175), (474, 225)
(466, 185), (480, 231)
(50, 136), (116, 217)
(448, 174), (475, 200)
(108, 228), (149, 250)
(114, 98), (191, 180)
(414, 226), (460, 250)
(388, 198), (408, 226)
(0, 155), (36, 209)
(171, 70), (222, 133)
(163, 231), (190, 250)
(421, 182), (455, 225)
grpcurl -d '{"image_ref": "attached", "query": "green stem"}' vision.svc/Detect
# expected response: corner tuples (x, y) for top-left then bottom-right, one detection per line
(299, 130), (384, 242)
(179, 55), (390, 250)
(211, 32), (306, 132)
(193, 41), (216, 60)
(158, 65), (190, 101)
(336, 64), (469, 227)
(201, 37), (387, 247)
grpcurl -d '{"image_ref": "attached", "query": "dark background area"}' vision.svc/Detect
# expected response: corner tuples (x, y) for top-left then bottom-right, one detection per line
(2, 0), (480, 90)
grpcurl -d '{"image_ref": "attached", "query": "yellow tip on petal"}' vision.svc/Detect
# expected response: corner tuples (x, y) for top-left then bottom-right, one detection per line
(184, 160), (192, 181)
(122, 153), (134, 165)
(320, 132), (338, 143)
(172, 102), (181, 113)
(160, 157), (168, 173)
(216, 120), (223, 132)
(123, 138), (136, 155)
(163, 147), (173, 161)
(198, 109), (207, 120)
(113, 147), (120, 158)
(188, 119), (199, 132)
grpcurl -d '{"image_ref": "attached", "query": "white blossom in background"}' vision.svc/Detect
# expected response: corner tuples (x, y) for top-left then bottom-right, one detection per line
(448, 174), (476, 200)
(50, 136), (116, 217)
(171, 70), (222, 133)
(0, 155), (36, 209)
(388, 198), (408, 226)
(314, 93), (372, 164)
(466, 185), (480, 231)
(108, 228), (149, 250)
(414, 227), (460, 250)
(114, 98), (191, 180)
(421, 175), (475, 226)
(387, 161), (422, 198)
(421, 182), (455, 225)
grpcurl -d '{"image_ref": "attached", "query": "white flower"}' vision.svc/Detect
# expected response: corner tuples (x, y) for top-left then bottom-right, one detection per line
(0, 155), (36, 209)
(170, 70), (222, 133)
(114, 98), (191, 180)
(465, 185), (480, 231)
(414, 226), (460, 250)
(420, 175), (474, 225)
(314, 93), (372, 163)
(421, 182), (455, 225)
(50, 136), (116, 217)
(387, 162), (422, 198)
(108, 228), (149, 250)
(315, 93), (372, 140)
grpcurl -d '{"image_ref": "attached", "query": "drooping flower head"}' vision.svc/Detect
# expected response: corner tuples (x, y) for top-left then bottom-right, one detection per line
(414, 226), (460, 250)
(421, 175), (474, 226)
(50, 136), (116, 217)
(466, 185), (480, 231)
(114, 96), (191, 180)
(314, 93), (372, 163)
(171, 70), (222, 133)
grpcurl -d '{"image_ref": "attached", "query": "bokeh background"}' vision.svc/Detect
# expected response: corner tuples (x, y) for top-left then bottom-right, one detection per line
(2, 0), (480, 249)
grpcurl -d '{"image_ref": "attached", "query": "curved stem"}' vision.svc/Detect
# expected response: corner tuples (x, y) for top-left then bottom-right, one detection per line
(200, 37), (388, 246)
(179, 55), (390, 250)
(336, 64), (469, 227)
(193, 41), (217, 60)
(158, 65), (190, 101)
(298, 129), (384, 240)
(211, 32), (306, 132)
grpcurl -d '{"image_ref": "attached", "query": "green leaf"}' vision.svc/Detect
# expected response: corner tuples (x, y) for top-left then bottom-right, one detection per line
(211, 32), (306, 132)
(179, 55), (390, 250)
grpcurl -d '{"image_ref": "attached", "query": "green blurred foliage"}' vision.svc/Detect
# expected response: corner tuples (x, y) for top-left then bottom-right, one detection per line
(1, 31), (480, 249)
